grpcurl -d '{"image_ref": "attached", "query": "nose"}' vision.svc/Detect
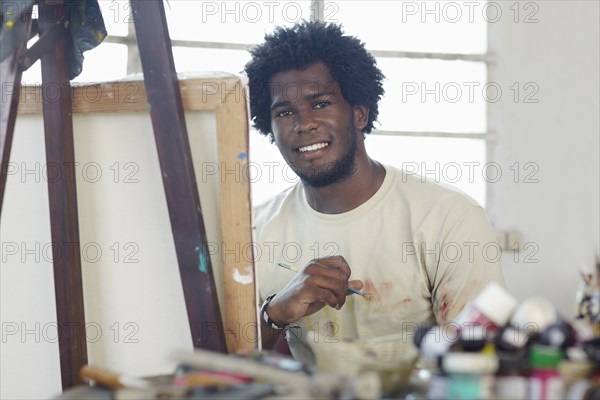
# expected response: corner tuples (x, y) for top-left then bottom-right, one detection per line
(293, 108), (319, 134)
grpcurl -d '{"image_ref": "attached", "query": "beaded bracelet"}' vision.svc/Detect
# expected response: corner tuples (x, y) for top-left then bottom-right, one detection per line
(260, 294), (286, 330)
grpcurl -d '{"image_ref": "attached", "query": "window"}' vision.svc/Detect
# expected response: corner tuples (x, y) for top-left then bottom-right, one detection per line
(245, 1), (491, 206)
(21, 0), (491, 207)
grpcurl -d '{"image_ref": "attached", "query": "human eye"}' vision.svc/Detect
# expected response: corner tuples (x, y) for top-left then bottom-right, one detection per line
(274, 109), (293, 118)
(313, 101), (329, 109)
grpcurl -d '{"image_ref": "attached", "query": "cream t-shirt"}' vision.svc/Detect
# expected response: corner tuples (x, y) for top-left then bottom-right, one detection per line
(253, 164), (505, 364)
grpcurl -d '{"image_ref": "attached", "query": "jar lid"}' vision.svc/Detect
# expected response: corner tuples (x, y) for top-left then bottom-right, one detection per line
(442, 352), (499, 374)
(473, 282), (519, 326)
(511, 297), (558, 333)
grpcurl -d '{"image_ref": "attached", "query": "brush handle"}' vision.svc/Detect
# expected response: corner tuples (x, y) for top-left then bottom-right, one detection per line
(347, 287), (365, 296)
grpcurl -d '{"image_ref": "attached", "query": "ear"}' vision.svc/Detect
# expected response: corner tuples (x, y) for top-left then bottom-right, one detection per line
(353, 105), (369, 131)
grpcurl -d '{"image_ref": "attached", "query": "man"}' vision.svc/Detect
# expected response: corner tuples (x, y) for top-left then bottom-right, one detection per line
(244, 21), (505, 364)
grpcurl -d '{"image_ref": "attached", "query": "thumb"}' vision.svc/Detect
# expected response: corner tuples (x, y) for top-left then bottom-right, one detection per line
(348, 280), (364, 291)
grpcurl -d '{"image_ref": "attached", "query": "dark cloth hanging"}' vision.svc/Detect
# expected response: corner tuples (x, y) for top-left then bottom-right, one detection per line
(1, 0), (107, 79)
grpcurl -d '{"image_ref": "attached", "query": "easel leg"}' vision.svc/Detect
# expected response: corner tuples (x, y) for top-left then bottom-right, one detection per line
(131, 0), (227, 353)
(0, 51), (25, 212)
(39, 0), (87, 389)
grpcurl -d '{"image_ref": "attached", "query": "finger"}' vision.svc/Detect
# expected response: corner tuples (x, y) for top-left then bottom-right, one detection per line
(304, 274), (348, 305)
(316, 255), (351, 275)
(306, 259), (350, 282)
(348, 280), (364, 291)
(312, 287), (341, 310)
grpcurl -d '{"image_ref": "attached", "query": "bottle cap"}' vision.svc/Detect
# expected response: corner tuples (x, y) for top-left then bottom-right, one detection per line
(442, 352), (499, 374)
(459, 325), (487, 352)
(472, 282), (519, 326)
(496, 325), (531, 352)
(511, 297), (559, 334)
(529, 344), (563, 369)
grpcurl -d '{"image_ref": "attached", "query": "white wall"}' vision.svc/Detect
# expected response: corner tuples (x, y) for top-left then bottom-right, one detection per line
(488, 1), (600, 318)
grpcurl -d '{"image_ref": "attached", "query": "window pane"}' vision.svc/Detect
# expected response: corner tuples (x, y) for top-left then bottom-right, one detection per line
(376, 58), (487, 133)
(21, 37), (41, 84)
(21, 43), (127, 84)
(172, 47), (251, 75)
(165, 0), (312, 43)
(72, 43), (128, 83)
(326, 0), (487, 54)
(98, 0), (130, 37)
(365, 135), (487, 206)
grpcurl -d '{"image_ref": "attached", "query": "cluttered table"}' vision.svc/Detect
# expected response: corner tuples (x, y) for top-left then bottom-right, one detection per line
(54, 281), (599, 400)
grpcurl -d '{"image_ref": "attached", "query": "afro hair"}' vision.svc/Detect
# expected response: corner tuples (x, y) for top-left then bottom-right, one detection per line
(244, 21), (385, 140)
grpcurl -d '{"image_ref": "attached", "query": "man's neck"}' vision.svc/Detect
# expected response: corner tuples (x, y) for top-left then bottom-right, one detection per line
(303, 156), (386, 214)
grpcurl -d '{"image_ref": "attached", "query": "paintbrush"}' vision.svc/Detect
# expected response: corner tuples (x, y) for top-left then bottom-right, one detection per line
(276, 262), (366, 297)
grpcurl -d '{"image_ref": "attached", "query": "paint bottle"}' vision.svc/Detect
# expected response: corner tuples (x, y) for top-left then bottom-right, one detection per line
(454, 282), (518, 335)
(443, 350), (498, 400)
(528, 344), (565, 400)
(494, 352), (528, 399)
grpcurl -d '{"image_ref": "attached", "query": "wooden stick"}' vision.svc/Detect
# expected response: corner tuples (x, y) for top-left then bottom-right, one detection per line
(131, 0), (227, 353)
(39, 0), (88, 389)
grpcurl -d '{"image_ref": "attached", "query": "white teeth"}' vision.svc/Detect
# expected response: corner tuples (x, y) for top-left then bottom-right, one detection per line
(298, 142), (328, 152)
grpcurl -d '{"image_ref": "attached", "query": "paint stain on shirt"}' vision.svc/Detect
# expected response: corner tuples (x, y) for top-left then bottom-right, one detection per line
(362, 279), (381, 304)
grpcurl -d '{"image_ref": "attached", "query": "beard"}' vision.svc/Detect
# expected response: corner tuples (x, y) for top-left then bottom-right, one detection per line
(293, 117), (358, 188)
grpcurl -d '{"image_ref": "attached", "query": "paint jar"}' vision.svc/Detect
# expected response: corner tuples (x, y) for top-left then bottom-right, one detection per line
(528, 344), (565, 400)
(454, 282), (518, 335)
(494, 352), (528, 399)
(511, 297), (559, 337)
(443, 351), (498, 400)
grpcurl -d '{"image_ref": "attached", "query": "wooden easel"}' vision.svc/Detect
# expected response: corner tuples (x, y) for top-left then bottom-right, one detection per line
(1, 0), (243, 389)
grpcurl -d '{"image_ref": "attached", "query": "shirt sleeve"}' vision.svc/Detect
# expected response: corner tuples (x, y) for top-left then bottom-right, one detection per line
(425, 205), (506, 326)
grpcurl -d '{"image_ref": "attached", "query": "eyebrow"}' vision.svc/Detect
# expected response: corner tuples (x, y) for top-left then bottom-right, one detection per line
(270, 90), (337, 111)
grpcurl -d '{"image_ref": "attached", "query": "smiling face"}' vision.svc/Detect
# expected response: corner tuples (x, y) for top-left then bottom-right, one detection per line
(269, 63), (367, 188)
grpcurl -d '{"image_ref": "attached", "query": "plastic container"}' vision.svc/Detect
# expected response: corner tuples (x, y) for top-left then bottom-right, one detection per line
(528, 345), (565, 400)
